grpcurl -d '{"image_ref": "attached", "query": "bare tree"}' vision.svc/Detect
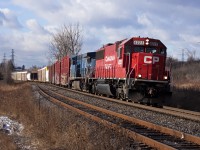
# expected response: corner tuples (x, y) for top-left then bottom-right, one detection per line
(49, 23), (83, 61)
(185, 48), (196, 62)
(0, 60), (14, 83)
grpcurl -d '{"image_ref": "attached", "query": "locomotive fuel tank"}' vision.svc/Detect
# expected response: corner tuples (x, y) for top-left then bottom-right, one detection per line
(95, 79), (116, 96)
(96, 84), (113, 96)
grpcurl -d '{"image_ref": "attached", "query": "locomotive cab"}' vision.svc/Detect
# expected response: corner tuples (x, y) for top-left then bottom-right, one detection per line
(122, 38), (171, 105)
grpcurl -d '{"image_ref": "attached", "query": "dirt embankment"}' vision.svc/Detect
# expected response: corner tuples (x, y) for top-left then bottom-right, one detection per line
(0, 82), (137, 149)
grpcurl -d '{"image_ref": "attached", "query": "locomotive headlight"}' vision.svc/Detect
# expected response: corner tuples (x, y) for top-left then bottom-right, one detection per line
(164, 76), (168, 80)
(138, 74), (142, 78)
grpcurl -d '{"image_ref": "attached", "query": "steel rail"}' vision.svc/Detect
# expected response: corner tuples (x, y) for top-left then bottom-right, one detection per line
(46, 83), (200, 122)
(38, 84), (200, 149)
(163, 106), (200, 117)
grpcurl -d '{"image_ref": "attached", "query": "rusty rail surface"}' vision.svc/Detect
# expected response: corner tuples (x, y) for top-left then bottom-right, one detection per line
(37, 84), (200, 150)
(47, 83), (200, 122)
(163, 106), (200, 117)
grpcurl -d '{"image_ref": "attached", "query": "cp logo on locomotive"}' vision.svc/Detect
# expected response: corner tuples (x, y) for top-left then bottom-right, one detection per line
(144, 56), (159, 64)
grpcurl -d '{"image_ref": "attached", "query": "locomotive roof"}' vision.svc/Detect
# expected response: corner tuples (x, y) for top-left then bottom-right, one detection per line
(120, 37), (167, 48)
(96, 36), (167, 52)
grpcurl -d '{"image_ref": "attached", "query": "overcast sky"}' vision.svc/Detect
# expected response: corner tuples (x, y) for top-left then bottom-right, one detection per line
(0, 0), (200, 68)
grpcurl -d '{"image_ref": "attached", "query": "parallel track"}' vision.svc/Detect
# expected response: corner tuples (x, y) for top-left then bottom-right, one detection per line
(163, 106), (200, 119)
(37, 84), (200, 150)
(46, 83), (200, 122)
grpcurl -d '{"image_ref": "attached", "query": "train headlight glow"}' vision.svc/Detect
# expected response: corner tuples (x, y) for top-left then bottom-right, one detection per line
(138, 74), (142, 78)
(164, 76), (168, 80)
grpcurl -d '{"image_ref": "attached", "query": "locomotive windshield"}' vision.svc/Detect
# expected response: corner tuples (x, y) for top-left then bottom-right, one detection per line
(146, 47), (157, 54)
(134, 46), (144, 52)
(132, 46), (166, 55)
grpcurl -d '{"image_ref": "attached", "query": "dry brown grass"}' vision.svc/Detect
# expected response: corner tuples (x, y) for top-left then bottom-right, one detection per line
(0, 82), (135, 149)
(0, 133), (17, 150)
(164, 61), (200, 111)
(0, 82), (19, 91)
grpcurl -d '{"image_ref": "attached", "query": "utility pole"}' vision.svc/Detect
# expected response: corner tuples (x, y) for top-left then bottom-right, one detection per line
(182, 49), (184, 62)
(3, 53), (6, 63)
(11, 49), (15, 66)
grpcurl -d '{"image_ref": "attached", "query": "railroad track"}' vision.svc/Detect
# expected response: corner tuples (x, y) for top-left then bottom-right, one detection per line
(163, 106), (200, 119)
(37, 84), (200, 150)
(45, 83), (200, 122)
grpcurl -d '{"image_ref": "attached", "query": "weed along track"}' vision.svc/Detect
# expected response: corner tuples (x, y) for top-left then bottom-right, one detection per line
(36, 84), (200, 150)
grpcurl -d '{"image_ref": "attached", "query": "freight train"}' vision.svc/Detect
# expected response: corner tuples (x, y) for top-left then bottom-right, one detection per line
(13, 37), (172, 106)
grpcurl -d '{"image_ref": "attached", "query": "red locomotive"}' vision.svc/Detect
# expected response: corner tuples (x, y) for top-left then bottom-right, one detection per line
(94, 37), (171, 106)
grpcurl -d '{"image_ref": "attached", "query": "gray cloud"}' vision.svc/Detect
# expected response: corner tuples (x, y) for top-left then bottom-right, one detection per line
(1, 0), (200, 67)
(0, 8), (22, 29)
(0, 11), (5, 25)
(26, 19), (50, 34)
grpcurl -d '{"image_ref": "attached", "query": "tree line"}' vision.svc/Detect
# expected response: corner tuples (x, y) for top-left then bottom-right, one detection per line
(0, 60), (14, 83)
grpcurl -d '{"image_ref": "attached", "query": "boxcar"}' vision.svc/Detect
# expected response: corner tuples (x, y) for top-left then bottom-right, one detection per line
(38, 66), (49, 82)
(60, 56), (70, 86)
(11, 71), (28, 81)
(55, 60), (61, 85)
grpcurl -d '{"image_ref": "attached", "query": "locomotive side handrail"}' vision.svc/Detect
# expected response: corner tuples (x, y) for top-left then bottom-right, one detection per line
(126, 64), (136, 86)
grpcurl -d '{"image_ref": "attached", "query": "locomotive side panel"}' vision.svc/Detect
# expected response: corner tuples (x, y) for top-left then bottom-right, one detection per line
(95, 42), (127, 79)
(70, 52), (96, 79)
(80, 52), (96, 78)
(70, 56), (77, 79)
(70, 52), (96, 90)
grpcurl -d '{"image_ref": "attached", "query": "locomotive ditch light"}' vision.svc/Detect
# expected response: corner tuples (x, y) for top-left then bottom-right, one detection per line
(138, 74), (142, 78)
(164, 76), (168, 80)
